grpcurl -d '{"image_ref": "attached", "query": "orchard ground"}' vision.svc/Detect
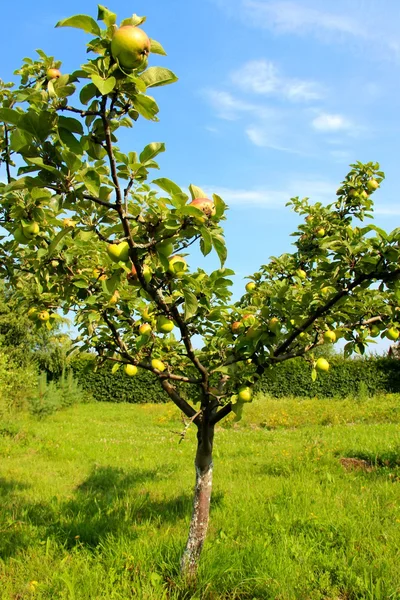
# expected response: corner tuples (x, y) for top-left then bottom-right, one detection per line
(1, 395), (400, 599)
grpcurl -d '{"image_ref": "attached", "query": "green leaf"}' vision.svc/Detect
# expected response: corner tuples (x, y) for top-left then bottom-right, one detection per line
(73, 279), (89, 289)
(183, 290), (198, 321)
(189, 184), (207, 200)
(152, 178), (187, 198)
(139, 142), (165, 163)
(213, 193), (227, 218)
(132, 94), (159, 121)
(47, 227), (73, 256)
(200, 227), (212, 256)
(111, 362), (120, 374)
(58, 128), (84, 155)
(91, 75), (117, 96)
(150, 39), (167, 56)
(0, 108), (20, 126)
(139, 67), (178, 88)
(97, 5), (117, 26)
(55, 14), (101, 36)
(9, 129), (32, 152)
(82, 169), (101, 196)
(18, 111), (55, 142)
(121, 14), (146, 27)
(58, 116), (84, 135)
(211, 234), (227, 267)
(311, 368), (317, 382)
(25, 157), (61, 177)
(80, 83), (98, 105)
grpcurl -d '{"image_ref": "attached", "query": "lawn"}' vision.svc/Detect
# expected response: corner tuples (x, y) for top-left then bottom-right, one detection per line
(1, 395), (400, 599)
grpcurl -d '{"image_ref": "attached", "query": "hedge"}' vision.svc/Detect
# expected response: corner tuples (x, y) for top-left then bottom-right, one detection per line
(254, 357), (400, 398)
(72, 354), (400, 404)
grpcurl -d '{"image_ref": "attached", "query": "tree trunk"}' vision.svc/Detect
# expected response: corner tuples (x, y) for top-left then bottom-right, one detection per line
(180, 419), (214, 579)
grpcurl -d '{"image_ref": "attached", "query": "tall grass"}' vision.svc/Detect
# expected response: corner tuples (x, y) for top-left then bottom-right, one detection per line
(1, 396), (400, 599)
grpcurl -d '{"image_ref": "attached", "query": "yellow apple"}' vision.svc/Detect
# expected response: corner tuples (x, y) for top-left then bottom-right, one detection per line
(245, 282), (256, 292)
(139, 323), (152, 337)
(38, 310), (50, 322)
(124, 364), (138, 377)
(238, 386), (252, 402)
(151, 359), (166, 372)
(386, 327), (399, 341)
(316, 358), (330, 372)
(156, 316), (174, 334)
(323, 330), (336, 344)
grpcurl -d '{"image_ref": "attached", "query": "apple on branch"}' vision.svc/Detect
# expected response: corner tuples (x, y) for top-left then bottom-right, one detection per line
(111, 26), (151, 71)
(107, 241), (130, 263)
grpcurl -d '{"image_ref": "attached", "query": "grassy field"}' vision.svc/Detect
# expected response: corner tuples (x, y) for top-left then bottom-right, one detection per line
(1, 395), (400, 599)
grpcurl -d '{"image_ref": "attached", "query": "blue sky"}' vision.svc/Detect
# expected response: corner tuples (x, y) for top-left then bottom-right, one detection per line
(1, 0), (400, 352)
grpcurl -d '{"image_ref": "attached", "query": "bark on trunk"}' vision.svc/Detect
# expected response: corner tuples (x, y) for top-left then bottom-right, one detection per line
(180, 420), (214, 578)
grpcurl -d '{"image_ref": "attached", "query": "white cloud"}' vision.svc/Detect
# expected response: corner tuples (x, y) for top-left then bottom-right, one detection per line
(244, 1), (366, 38)
(206, 178), (337, 208)
(202, 89), (261, 120)
(230, 59), (324, 101)
(312, 113), (352, 132)
(237, 0), (400, 61)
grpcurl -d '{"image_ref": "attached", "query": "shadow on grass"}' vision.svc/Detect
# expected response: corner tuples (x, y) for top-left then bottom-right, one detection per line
(1, 465), (224, 558)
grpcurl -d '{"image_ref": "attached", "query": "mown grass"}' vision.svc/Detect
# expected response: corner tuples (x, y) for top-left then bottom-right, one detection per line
(1, 394), (400, 599)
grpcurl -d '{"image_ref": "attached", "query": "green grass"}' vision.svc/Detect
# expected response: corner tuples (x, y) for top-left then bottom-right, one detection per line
(1, 395), (400, 599)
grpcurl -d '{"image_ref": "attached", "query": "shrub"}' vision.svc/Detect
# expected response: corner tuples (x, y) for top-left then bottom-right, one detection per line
(29, 371), (93, 419)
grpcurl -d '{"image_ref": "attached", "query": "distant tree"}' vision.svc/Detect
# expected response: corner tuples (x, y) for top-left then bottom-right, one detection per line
(1, 6), (400, 577)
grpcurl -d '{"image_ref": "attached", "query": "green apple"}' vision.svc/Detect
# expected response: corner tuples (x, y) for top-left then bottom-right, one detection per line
(367, 179), (379, 192)
(156, 239), (174, 257)
(124, 364), (138, 377)
(46, 68), (61, 80)
(139, 323), (152, 337)
(107, 241), (130, 263)
(268, 317), (280, 333)
(245, 282), (256, 293)
(386, 327), (399, 341)
(22, 222), (40, 239)
(111, 26), (151, 71)
(369, 324), (381, 338)
(14, 227), (30, 244)
(156, 316), (174, 334)
(189, 198), (216, 218)
(323, 330), (336, 344)
(38, 310), (50, 322)
(27, 307), (37, 320)
(238, 386), (252, 402)
(168, 255), (187, 276)
(151, 358), (166, 372)
(297, 269), (307, 279)
(316, 358), (330, 372)
(315, 227), (325, 238)
(231, 321), (244, 335)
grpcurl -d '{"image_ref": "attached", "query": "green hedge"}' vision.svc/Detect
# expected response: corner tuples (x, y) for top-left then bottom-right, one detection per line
(254, 357), (400, 398)
(72, 356), (170, 404)
(72, 354), (400, 403)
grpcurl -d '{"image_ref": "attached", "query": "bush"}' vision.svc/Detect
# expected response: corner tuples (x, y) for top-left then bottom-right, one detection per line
(29, 371), (93, 419)
(0, 350), (37, 415)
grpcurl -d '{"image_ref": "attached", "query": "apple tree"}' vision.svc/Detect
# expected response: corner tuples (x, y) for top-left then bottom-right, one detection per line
(1, 6), (400, 577)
